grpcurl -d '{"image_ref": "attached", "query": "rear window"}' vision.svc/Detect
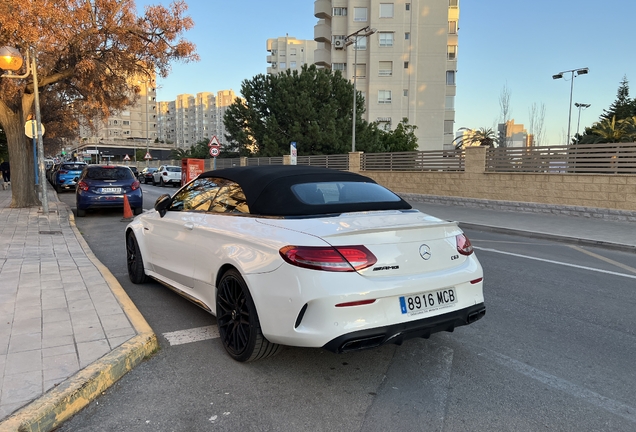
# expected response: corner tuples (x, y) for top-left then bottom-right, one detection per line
(61, 164), (86, 171)
(166, 167), (181, 172)
(292, 182), (402, 205)
(85, 167), (134, 180)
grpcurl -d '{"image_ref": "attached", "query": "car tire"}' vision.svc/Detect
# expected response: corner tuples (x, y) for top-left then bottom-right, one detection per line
(55, 184), (61, 193)
(173, 182), (179, 188)
(160, 178), (164, 187)
(152, 178), (157, 186)
(133, 206), (143, 216)
(76, 208), (86, 217)
(216, 269), (282, 362)
(126, 233), (149, 284)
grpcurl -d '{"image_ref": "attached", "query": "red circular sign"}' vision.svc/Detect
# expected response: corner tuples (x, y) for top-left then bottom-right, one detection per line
(210, 147), (220, 157)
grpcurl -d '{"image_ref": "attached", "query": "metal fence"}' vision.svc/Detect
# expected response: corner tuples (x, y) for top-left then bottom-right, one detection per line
(245, 157), (284, 166)
(214, 158), (241, 169)
(361, 150), (465, 171)
(296, 154), (349, 170)
(486, 143), (636, 174)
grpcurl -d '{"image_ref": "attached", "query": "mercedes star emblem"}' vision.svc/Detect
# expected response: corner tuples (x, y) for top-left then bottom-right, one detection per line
(419, 244), (431, 260)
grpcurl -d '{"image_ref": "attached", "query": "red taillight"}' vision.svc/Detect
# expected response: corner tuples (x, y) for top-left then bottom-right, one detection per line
(58, 170), (68, 174)
(279, 245), (377, 272)
(131, 180), (141, 191)
(78, 181), (89, 191)
(162, 171), (168, 176)
(335, 299), (377, 307)
(470, 277), (483, 284)
(456, 234), (474, 256)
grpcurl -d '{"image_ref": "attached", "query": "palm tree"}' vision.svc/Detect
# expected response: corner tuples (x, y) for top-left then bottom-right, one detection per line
(169, 148), (190, 160)
(582, 116), (629, 143)
(453, 127), (499, 149)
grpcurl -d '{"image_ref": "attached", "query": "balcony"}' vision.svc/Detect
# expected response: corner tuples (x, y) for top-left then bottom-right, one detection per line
(314, 20), (331, 43)
(266, 55), (274, 63)
(314, 48), (331, 67)
(314, 0), (332, 19)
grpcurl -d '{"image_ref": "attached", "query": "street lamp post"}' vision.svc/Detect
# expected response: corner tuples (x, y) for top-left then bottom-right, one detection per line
(574, 103), (591, 144)
(552, 67), (589, 145)
(0, 46), (48, 214)
(345, 26), (376, 152)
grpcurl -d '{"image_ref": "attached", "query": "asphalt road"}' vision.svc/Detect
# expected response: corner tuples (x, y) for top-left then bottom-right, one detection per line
(56, 186), (636, 431)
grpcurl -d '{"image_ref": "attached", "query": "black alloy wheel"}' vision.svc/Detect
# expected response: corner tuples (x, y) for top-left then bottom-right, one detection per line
(126, 233), (149, 284)
(216, 269), (281, 362)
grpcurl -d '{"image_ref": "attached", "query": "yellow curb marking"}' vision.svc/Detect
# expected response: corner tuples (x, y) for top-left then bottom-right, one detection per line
(568, 245), (636, 275)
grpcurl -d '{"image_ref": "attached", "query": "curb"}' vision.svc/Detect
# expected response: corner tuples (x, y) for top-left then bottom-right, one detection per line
(0, 201), (159, 432)
(457, 222), (636, 254)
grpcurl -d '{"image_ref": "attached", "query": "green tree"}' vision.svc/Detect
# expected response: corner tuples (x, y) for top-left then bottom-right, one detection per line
(580, 116), (630, 143)
(600, 76), (636, 122)
(224, 65), (417, 156)
(0, 0), (197, 207)
(452, 127), (499, 149)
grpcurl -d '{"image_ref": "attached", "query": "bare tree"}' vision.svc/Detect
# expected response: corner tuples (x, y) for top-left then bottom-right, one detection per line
(498, 84), (512, 147)
(528, 102), (546, 146)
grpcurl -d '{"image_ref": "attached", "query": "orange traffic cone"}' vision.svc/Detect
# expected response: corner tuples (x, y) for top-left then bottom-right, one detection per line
(122, 194), (134, 221)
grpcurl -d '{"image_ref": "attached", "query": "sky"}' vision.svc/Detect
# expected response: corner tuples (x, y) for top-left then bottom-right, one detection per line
(136, 0), (636, 146)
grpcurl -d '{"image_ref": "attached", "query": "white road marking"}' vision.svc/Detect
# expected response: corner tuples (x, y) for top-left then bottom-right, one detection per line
(485, 350), (636, 424)
(162, 325), (219, 346)
(568, 245), (636, 275)
(475, 246), (636, 280)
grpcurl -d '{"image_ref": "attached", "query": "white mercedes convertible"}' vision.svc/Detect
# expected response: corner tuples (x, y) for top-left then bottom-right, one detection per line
(125, 165), (485, 362)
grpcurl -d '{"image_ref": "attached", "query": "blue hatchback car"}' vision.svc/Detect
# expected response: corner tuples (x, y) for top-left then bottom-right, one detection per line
(75, 165), (143, 217)
(54, 162), (87, 192)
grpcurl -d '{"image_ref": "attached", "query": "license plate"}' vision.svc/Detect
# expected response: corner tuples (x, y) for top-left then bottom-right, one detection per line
(399, 288), (457, 316)
(101, 187), (121, 193)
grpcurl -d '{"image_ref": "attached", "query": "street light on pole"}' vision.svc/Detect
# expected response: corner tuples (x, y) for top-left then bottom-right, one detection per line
(345, 26), (376, 153)
(0, 46), (48, 214)
(552, 67), (589, 145)
(574, 103), (590, 144)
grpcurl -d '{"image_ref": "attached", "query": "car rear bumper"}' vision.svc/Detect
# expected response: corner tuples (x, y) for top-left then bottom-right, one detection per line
(322, 303), (486, 353)
(77, 192), (143, 210)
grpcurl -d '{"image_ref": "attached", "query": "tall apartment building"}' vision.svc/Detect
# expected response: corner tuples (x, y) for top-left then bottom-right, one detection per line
(314, 0), (459, 150)
(266, 36), (317, 75)
(156, 90), (239, 148)
(79, 75), (157, 143)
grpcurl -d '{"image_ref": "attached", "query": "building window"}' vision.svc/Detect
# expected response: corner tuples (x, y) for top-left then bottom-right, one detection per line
(449, 21), (457, 34)
(378, 90), (392, 104)
(449, 0), (458, 7)
(354, 7), (367, 21)
(379, 61), (393, 76)
(379, 3), (394, 18)
(332, 63), (346, 71)
(290, 48), (297, 55)
(290, 61), (297, 68)
(333, 7), (347, 16)
(406, 3), (411, 10)
(445, 96), (455, 110)
(354, 36), (367, 50)
(447, 45), (457, 60)
(280, 50), (286, 57)
(446, 70), (456, 85)
(444, 120), (454, 134)
(379, 32), (394, 47)
(123, 120), (130, 125)
(280, 62), (286, 69)
(404, 61), (409, 69)
(403, 89), (408, 96)
(355, 63), (366, 78)
(405, 32), (410, 40)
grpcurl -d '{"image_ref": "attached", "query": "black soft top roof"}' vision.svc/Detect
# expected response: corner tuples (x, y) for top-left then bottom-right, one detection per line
(198, 165), (411, 216)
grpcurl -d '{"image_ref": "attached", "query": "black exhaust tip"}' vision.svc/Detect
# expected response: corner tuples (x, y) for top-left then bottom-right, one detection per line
(467, 308), (486, 324)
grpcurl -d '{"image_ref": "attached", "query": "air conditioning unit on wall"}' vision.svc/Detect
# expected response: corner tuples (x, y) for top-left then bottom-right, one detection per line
(334, 40), (345, 50)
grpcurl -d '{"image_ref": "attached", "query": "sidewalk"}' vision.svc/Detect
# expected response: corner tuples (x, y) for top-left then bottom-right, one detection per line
(0, 187), (634, 432)
(0, 186), (157, 432)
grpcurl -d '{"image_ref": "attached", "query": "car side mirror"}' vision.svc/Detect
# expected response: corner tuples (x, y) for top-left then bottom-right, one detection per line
(154, 194), (171, 217)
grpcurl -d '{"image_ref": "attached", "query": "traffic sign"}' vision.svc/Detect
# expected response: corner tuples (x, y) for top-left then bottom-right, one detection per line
(208, 135), (220, 148)
(144, 152), (152, 160)
(123, 154), (131, 161)
(210, 147), (220, 157)
(25, 120), (45, 138)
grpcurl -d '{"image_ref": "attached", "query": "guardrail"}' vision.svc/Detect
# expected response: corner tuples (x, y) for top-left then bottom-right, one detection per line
(486, 143), (636, 174)
(361, 150), (465, 171)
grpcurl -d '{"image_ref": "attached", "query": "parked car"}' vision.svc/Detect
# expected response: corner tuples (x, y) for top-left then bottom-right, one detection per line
(152, 165), (181, 187)
(53, 162), (87, 193)
(76, 165), (143, 217)
(128, 166), (139, 178)
(138, 167), (158, 184)
(125, 165), (485, 362)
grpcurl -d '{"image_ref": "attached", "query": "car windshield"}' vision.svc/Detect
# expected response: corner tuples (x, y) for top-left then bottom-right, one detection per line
(166, 167), (181, 172)
(86, 167), (134, 180)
